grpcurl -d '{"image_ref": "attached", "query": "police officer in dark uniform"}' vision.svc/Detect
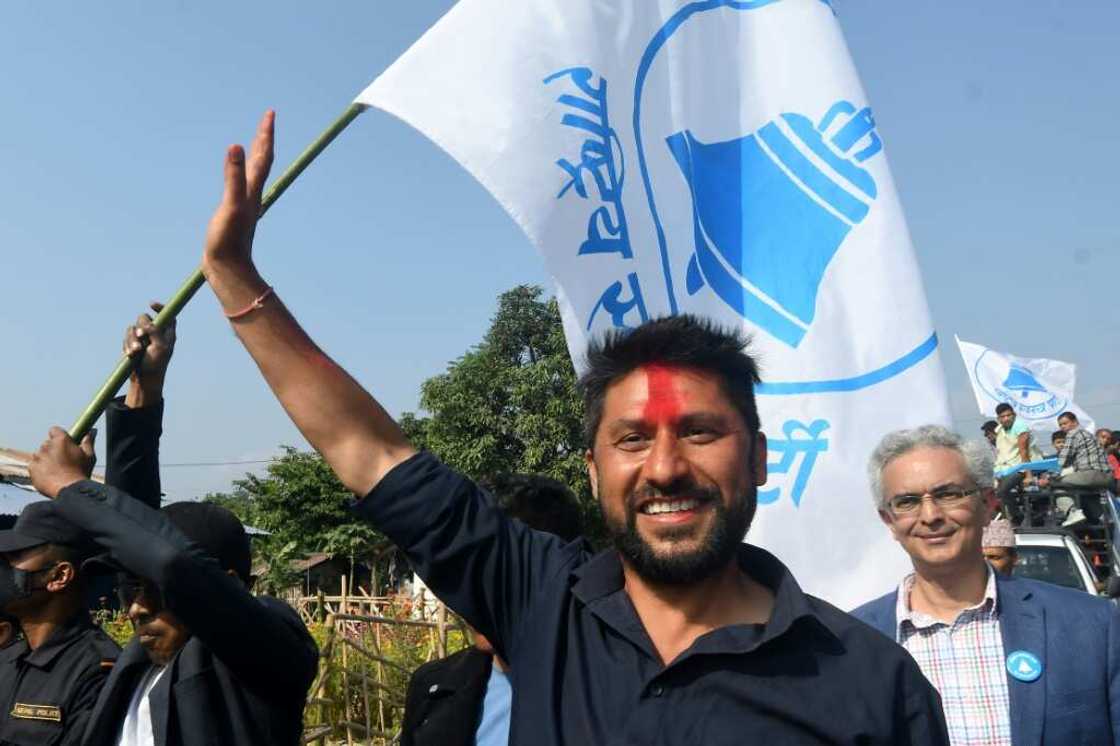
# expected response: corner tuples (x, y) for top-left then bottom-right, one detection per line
(0, 304), (175, 746)
(0, 502), (120, 745)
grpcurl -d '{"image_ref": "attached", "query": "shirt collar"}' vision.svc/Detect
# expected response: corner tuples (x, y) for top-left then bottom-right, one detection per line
(570, 543), (843, 653)
(24, 612), (96, 669)
(0, 638), (28, 663)
(896, 563), (999, 634)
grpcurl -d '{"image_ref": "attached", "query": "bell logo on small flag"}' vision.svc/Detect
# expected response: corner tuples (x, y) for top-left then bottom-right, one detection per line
(957, 337), (1096, 432)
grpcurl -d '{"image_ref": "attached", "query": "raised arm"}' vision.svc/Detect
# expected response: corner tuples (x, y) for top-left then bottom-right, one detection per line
(54, 477), (318, 700)
(200, 111), (414, 495)
(105, 303), (175, 509)
(30, 428), (317, 699)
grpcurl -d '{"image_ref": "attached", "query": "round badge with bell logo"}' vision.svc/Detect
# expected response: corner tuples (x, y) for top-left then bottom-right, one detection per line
(1006, 651), (1043, 682)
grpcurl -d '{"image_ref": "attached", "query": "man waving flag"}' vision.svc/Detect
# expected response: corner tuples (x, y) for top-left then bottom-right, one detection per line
(357, 0), (950, 607)
(185, 3), (950, 740)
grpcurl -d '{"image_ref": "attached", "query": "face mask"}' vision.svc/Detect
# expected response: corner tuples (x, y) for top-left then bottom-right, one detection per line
(0, 563), (28, 611)
(0, 562), (57, 611)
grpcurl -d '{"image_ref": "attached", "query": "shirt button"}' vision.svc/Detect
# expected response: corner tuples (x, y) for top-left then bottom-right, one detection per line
(650, 685), (664, 697)
(428, 684), (439, 694)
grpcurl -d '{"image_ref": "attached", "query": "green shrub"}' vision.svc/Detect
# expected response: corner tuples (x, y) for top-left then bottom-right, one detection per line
(303, 603), (468, 743)
(96, 610), (134, 648)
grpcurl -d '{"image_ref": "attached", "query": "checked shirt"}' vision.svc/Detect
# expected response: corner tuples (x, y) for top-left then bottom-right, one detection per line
(1058, 427), (1111, 474)
(896, 568), (1010, 746)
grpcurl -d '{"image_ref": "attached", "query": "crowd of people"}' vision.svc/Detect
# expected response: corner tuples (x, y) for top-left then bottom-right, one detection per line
(982, 404), (1119, 530)
(1, 112), (1117, 746)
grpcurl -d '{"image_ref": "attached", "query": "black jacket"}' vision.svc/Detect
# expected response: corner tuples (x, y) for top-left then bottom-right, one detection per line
(400, 647), (493, 746)
(55, 399), (319, 745)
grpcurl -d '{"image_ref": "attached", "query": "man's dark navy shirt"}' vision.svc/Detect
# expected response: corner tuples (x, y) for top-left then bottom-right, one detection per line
(357, 452), (949, 745)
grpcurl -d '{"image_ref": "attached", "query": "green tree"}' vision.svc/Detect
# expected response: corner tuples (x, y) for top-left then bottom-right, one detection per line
(208, 283), (604, 592)
(400, 285), (603, 543)
(205, 446), (354, 554)
(205, 448), (399, 594)
(322, 523), (394, 595)
(252, 538), (305, 596)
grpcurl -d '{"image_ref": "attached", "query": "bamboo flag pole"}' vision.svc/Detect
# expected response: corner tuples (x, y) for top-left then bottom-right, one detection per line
(68, 103), (367, 441)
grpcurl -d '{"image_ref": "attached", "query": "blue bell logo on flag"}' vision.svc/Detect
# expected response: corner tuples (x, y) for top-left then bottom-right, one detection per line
(668, 100), (882, 348)
(1002, 364), (1050, 399)
(973, 355), (1067, 421)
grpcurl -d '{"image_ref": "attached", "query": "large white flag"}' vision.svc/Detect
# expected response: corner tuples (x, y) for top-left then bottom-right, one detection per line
(956, 336), (1095, 434)
(358, 0), (950, 607)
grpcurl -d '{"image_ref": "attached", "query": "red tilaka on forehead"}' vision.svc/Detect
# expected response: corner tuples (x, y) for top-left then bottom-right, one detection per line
(641, 364), (682, 424)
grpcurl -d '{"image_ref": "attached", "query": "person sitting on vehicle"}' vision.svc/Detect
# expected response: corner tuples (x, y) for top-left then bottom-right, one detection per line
(1041, 412), (1112, 526)
(981, 421), (998, 448)
(1097, 428), (1120, 485)
(1050, 431), (1067, 462)
(992, 404), (1041, 525)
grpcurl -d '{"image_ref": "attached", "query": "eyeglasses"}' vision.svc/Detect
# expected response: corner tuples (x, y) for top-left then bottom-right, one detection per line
(116, 575), (164, 613)
(886, 487), (979, 515)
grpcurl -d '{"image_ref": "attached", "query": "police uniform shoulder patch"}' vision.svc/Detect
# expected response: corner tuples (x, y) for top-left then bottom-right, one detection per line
(11, 702), (62, 722)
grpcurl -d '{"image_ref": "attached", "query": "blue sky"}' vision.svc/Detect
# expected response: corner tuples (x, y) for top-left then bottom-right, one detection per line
(1, 0), (1117, 505)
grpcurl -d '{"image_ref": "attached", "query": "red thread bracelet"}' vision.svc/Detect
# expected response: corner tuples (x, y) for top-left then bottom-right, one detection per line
(225, 286), (274, 320)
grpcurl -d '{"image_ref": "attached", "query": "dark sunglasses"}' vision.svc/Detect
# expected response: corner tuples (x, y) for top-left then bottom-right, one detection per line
(115, 574), (165, 613)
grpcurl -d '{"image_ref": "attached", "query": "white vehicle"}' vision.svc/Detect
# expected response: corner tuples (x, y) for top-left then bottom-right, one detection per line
(1014, 528), (1100, 595)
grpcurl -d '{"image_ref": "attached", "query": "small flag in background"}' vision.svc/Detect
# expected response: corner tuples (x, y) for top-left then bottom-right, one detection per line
(956, 336), (1095, 434)
(358, 0), (950, 607)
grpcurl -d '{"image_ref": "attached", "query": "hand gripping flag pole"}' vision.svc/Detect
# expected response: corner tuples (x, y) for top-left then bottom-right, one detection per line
(67, 103), (367, 441)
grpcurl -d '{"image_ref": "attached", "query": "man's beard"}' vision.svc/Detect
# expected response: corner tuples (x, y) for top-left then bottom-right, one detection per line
(605, 481), (755, 585)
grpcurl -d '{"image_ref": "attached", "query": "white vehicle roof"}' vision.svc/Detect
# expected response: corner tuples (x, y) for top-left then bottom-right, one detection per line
(1014, 532), (1071, 548)
(1013, 528), (1098, 595)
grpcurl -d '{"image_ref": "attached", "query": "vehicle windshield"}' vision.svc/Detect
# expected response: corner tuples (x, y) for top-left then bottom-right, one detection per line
(1014, 545), (1086, 592)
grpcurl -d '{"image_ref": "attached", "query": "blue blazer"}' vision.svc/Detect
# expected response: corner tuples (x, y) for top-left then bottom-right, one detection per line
(851, 574), (1120, 745)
